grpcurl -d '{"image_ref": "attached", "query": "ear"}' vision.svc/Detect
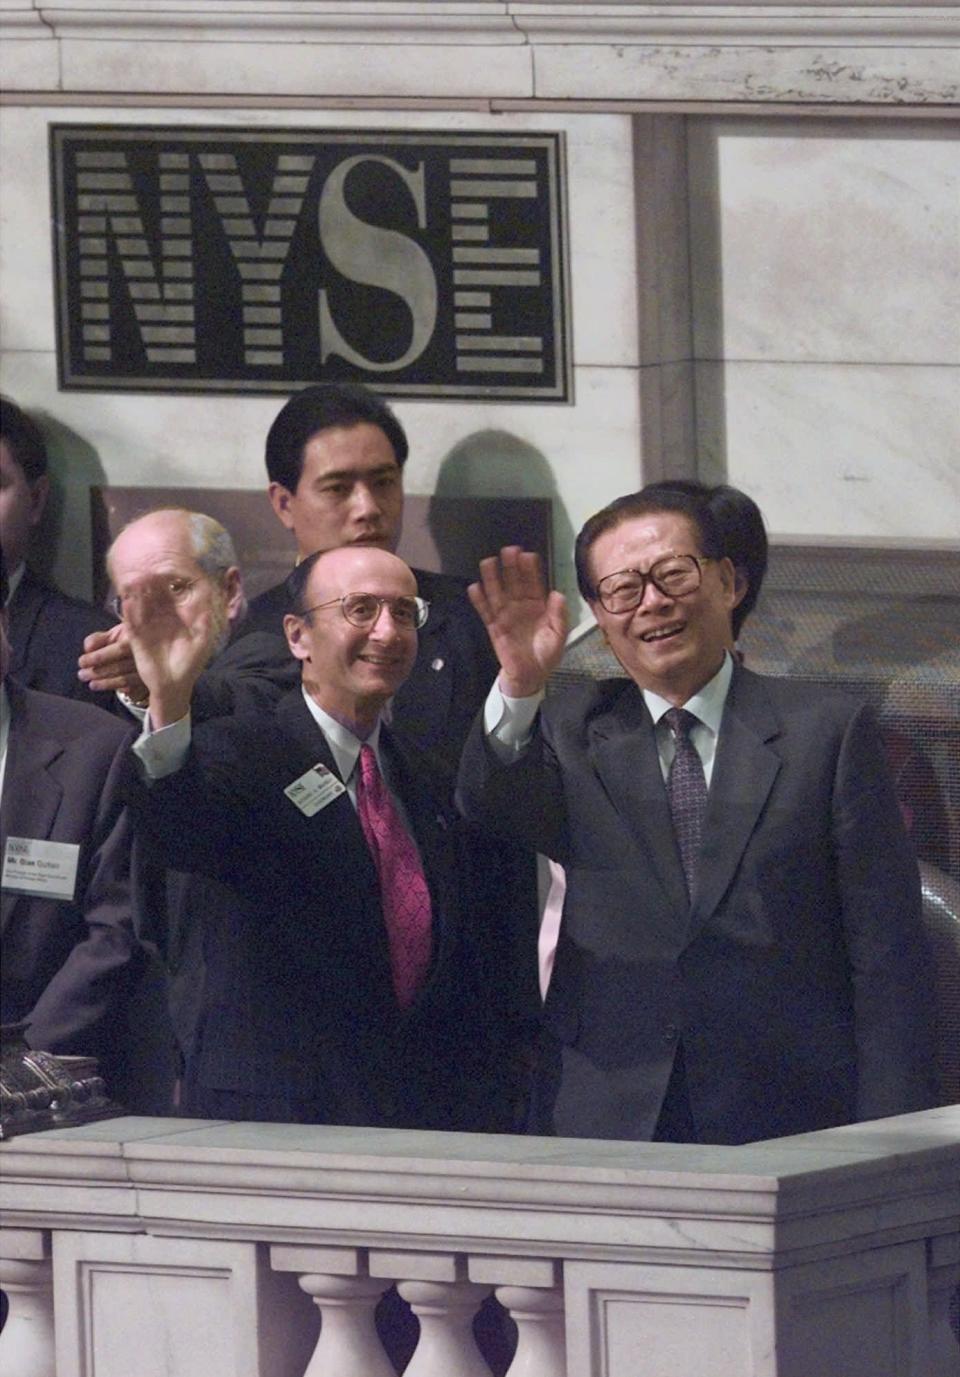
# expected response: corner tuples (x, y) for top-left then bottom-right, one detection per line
(267, 481), (297, 533)
(284, 611), (310, 662)
(716, 556), (738, 608)
(28, 474), (50, 527)
(732, 566), (749, 609)
(222, 566), (244, 622)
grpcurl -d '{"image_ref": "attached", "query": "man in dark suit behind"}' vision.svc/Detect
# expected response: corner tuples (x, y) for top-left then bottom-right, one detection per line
(0, 558), (144, 1104)
(246, 382), (498, 773)
(0, 395), (113, 708)
(124, 544), (524, 1132)
(458, 487), (936, 1144)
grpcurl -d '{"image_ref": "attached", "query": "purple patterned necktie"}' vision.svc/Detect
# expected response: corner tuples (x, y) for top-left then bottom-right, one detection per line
(664, 707), (707, 897)
(355, 743), (432, 1009)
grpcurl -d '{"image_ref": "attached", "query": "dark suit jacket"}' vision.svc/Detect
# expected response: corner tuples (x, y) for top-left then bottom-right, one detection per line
(7, 566), (116, 712)
(128, 688), (525, 1131)
(457, 664), (937, 1144)
(189, 616), (299, 719)
(131, 615), (298, 1062)
(248, 568), (498, 771)
(1, 681), (144, 1094)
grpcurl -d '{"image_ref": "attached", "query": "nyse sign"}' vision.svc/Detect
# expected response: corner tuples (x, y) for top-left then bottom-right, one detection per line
(50, 126), (571, 401)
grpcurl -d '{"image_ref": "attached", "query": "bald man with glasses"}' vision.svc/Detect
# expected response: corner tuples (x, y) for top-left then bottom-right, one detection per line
(124, 543), (524, 1132)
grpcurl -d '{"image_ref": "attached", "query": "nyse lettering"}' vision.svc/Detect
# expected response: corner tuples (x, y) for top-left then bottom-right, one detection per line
(319, 155), (437, 372)
(52, 129), (569, 400)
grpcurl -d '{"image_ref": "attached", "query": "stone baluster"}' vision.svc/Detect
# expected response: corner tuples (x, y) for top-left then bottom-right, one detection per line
(926, 1232), (960, 1377)
(371, 1250), (491, 1376)
(0, 1230), (55, 1377)
(270, 1244), (393, 1377)
(470, 1256), (566, 1377)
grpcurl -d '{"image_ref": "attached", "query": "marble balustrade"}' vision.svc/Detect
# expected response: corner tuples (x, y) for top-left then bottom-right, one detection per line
(0, 1107), (957, 1377)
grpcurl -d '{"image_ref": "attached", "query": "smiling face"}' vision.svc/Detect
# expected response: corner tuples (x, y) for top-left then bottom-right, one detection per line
(588, 511), (736, 706)
(267, 421), (404, 561)
(284, 545), (418, 735)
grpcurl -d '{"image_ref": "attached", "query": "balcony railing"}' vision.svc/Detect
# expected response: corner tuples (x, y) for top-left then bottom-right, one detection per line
(1, 1106), (957, 1376)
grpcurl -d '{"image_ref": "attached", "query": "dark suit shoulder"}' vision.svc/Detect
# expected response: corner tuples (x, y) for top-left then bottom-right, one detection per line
(8, 570), (115, 706)
(190, 695), (284, 754)
(191, 622), (299, 721)
(12, 681), (135, 752)
(728, 664), (871, 727)
(411, 566), (470, 604)
(216, 625), (295, 679)
(12, 571), (113, 631)
(246, 580), (290, 636)
(542, 676), (640, 732)
(189, 685), (314, 776)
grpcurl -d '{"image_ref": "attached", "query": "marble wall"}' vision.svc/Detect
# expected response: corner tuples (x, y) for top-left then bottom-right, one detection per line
(1, 100), (957, 612)
(689, 118), (960, 541)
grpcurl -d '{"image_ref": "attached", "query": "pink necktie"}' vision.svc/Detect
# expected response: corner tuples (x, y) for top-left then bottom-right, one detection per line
(355, 743), (433, 1009)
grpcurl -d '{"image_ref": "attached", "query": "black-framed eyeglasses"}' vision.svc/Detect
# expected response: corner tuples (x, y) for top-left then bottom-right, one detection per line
(595, 555), (712, 614)
(302, 592), (430, 630)
(110, 577), (201, 619)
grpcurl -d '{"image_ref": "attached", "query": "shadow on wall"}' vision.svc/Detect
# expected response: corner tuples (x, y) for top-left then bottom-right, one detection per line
(429, 429), (576, 603)
(32, 413), (107, 602)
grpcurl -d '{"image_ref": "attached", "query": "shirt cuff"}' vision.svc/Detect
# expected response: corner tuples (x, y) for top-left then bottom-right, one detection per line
(483, 680), (544, 760)
(132, 711), (192, 779)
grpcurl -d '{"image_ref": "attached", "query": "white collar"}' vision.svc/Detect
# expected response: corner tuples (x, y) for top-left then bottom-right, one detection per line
(643, 650), (734, 735)
(299, 687), (384, 783)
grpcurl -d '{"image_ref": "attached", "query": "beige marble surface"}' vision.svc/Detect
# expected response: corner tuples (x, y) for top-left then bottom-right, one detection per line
(2, 1108), (957, 1262)
(689, 120), (960, 366)
(3, 3), (958, 105)
(696, 359), (960, 539)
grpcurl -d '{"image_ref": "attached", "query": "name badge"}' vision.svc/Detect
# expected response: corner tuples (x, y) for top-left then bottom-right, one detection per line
(2, 836), (80, 902)
(284, 763), (346, 817)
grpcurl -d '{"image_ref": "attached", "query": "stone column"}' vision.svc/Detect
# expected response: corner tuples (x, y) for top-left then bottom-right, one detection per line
(271, 1244), (393, 1377)
(371, 1250), (490, 1376)
(471, 1256), (566, 1376)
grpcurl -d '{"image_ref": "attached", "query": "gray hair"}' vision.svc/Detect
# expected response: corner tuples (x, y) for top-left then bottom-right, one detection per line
(186, 511), (239, 578)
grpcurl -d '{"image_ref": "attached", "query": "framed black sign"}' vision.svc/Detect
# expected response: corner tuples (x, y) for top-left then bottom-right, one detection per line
(50, 125), (571, 401)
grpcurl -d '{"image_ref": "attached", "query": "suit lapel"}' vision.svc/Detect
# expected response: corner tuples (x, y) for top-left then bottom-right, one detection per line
(690, 666), (781, 934)
(274, 689), (372, 861)
(588, 683), (690, 917)
(1, 685), (66, 932)
(275, 687), (340, 770)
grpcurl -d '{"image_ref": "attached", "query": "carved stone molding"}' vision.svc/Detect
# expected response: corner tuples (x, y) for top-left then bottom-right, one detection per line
(1, 1), (958, 105)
